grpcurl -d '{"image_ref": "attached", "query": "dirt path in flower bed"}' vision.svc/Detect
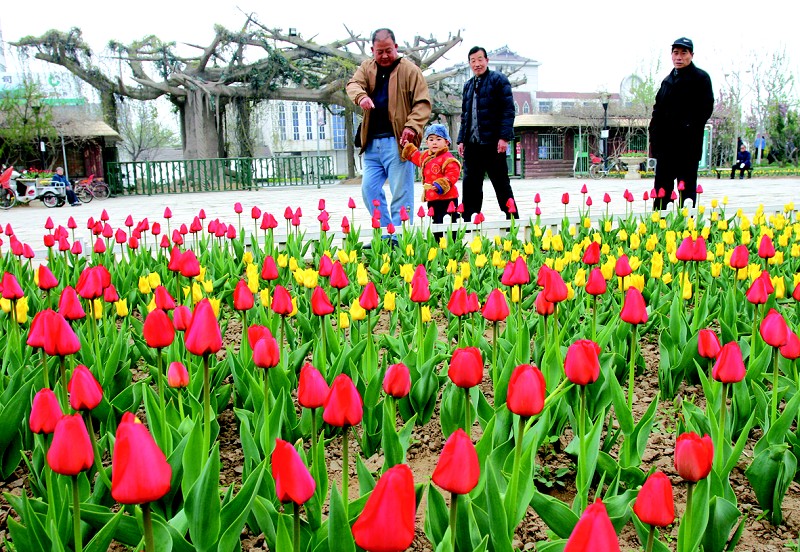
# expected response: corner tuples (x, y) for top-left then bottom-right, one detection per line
(2, 326), (799, 551)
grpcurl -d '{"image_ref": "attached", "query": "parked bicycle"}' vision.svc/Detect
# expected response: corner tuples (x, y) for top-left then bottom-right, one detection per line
(588, 153), (628, 179)
(74, 174), (110, 203)
(1, 167), (68, 209)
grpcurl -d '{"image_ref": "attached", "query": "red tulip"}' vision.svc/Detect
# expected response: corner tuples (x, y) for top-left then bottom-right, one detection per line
(758, 234), (775, 259)
(543, 269), (568, 303)
(359, 282), (379, 311)
(676, 237), (695, 262)
(47, 414), (94, 476)
(298, 363), (329, 409)
(564, 340), (601, 386)
(729, 244), (749, 269)
(261, 256), (279, 281)
(271, 285), (293, 316)
(561, 193), (569, 204)
(780, 331), (800, 360)
(179, 250), (200, 278)
(482, 288), (510, 321)
(143, 308), (176, 349)
(603, 192), (612, 203)
(507, 364), (546, 417)
(674, 432), (713, 482)
(614, 254), (632, 278)
(352, 463), (416, 552)
(1, 272), (24, 300)
(467, 292), (480, 314)
(311, 286), (335, 316)
(184, 299), (222, 356)
(564, 499), (620, 552)
(167, 362), (190, 388)
(43, 311), (81, 357)
(383, 363), (411, 398)
(232, 279), (254, 311)
(271, 439), (316, 504)
(153, 286), (176, 311)
(693, 236), (708, 262)
(432, 428), (480, 495)
(252, 334), (280, 369)
(247, 325), (274, 349)
(745, 277), (769, 304)
(793, 282), (800, 301)
(633, 471), (675, 527)
(620, 287), (648, 325)
(501, 256), (529, 286)
(585, 268), (607, 296)
(323, 374), (363, 427)
(582, 241), (600, 265)
(757, 270), (774, 294)
(448, 347), (483, 389)
(111, 413), (172, 504)
(711, 342), (746, 383)
(30, 388), (63, 434)
(447, 288), (470, 317)
(26, 310), (50, 350)
(318, 255), (333, 277)
(330, 261), (349, 289)
(37, 265), (59, 291)
(234, 202), (243, 214)
(697, 329), (722, 359)
(535, 291), (554, 316)
(172, 305), (192, 331)
(760, 308), (788, 347)
(68, 364), (104, 411)
(410, 266), (431, 303)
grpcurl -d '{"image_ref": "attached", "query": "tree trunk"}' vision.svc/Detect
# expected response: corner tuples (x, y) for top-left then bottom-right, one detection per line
(101, 90), (119, 131)
(235, 99), (253, 158)
(183, 89), (222, 159)
(345, 105), (356, 179)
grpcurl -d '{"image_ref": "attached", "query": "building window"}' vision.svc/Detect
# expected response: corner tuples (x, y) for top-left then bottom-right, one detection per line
(331, 106), (347, 150)
(292, 103), (300, 140)
(514, 101), (519, 115)
(537, 133), (564, 160)
(278, 104), (286, 140)
(561, 101), (575, 111)
(305, 104), (313, 140)
(538, 101), (552, 113)
(523, 102), (530, 114)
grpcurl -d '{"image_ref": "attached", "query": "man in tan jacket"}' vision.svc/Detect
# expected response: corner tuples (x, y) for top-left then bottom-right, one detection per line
(347, 28), (431, 232)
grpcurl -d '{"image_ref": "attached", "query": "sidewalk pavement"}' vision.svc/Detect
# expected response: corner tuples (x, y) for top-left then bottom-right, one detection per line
(1, 176), (798, 255)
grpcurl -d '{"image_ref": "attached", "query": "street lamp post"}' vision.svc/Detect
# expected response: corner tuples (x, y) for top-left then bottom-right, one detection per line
(30, 99), (45, 169)
(599, 92), (610, 167)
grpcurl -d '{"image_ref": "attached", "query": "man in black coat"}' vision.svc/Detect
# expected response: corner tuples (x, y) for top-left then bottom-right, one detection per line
(649, 37), (714, 210)
(457, 46), (517, 222)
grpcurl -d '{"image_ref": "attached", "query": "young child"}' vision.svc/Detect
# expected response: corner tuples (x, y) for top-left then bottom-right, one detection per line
(401, 123), (460, 227)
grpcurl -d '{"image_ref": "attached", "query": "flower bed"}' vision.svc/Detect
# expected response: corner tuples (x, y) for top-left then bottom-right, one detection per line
(0, 192), (799, 551)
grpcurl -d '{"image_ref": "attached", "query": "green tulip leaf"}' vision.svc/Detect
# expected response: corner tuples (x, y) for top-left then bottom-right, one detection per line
(185, 443), (221, 552)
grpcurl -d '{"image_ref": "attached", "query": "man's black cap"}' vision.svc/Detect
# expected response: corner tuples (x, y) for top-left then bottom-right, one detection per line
(671, 37), (694, 52)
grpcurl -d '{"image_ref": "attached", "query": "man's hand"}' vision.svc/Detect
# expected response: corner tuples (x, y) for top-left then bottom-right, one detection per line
(359, 96), (375, 111)
(399, 128), (416, 147)
(497, 139), (509, 154)
(457, 143), (465, 156)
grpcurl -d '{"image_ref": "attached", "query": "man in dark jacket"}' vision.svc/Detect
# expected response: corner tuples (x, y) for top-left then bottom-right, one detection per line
(457, 46), (517, 222)
(730, 144), (751, 179)
(649, 37), (714, 210)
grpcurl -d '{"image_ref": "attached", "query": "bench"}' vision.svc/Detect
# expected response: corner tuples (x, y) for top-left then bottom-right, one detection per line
(714, 167), (753, 179)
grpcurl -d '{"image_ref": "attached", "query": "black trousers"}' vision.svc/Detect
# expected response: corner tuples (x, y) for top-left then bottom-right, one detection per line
(429, 198), (459, 240)
(730, 164), (750, 178)
(461, 143), (517, 223)
(653, 156), (699, 210)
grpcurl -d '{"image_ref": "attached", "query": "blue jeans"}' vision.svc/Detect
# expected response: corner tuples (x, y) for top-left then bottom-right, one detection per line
(362, 137), (414, 227)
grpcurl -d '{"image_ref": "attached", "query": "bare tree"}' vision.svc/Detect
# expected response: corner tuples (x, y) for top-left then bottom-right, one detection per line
(12, 20), (462, 165)
(116, 100), (177, 162)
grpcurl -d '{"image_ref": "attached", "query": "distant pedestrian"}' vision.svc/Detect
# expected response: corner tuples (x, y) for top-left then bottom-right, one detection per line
(730, 144), (751, 179)
(649, 37), (714, 210)
(457, 46), (517, 222)
(52, 166), (80, 206)
(346, 28), (431, 231)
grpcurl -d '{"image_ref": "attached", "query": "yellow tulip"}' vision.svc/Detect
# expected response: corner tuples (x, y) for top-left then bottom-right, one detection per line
(293, 268), (306, 286)
(722, 196), (728, 206)
(565, 283), (574, 300)
(533, 225), (543, 238)
(778, 232), (790, 247)
(453, 275), (464, 290)
(736, 267), (748, 281)
(600, 243), (610, 255)
(115, 299), (129, 317)
(210, 298), (221, 318)
(470, 236), (482, 254)
(551, 234), (564, 252)
(406, 244), (414, 256)
(203, 279), (214, 294)
(768, 251), (784, 265)
(543, 258), (555, 269)
(542, 236), (551, 251)
(460, 262), (471, 280)
(618, 229), (628, 242)
(337, 249), (350, 264)
(305, 269), (319, 289)
(651, 252), (664, 280)
(629, 233), (641, 250)
(604, 220), (613, 232)
(146, 296), (157, 313)
(380, 262), (390, 275)
(259, 288), (271, 307)
(400, 264), (414, 283)
(196, 266), (207, 282)
(629, 256), (642, 272)
(722, 231), (734, 245)
(242, 251), (254, 265)
(277, 254), (288, 268)
(357, 263), (369, 286)
(681, 207), (689, 217)
(682, 279), (692, 300)
(148, 272), (161, 288)
(15, 297), (29, 324)
(247, 273), (259, 294)
(428, 247), (437, 262)
(338, 312), (350, 329)
(686, 217), (696, 232)
(661, 272), (672, 284)
(791, 244), (800, 258)
(793, 273), (800, 287)
(583, 217), (592, 229)
(439, 237), (448, 249)
(711, 199), (718, 208)
(289, 297), (298, 317)
(628, 274), (645, 292)
(349, 250), (357, 264)
(421, 305), (432, 323)
(192, 283), (203, 303)
(601, 257), (616, 280)
(651, 211), (661, 223)
(384, 291), (396, 311)
(350, 298), (366, 321)
(717, 219), (728, 230)
(492, 251), (505, 268)
(446, 259), (458, 274)
(711, 211), (719, 222)
(574, 268), (586, 287)
(741, 230), (751, 245)
(503, 239), (512, 252)
(659, 219), (666, 229)
(710, 263), (722, 278)
(0, 297), (10, 313)
(524, 242), (534, 255)
(698, 205), (705, 215)
(475, 254), (488, 268)
(493, 235), (502, 246)
(138, 276), (152, 294)
(289, 257), (299, 272)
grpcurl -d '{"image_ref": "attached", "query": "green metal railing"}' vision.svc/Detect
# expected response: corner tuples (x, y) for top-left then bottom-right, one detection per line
(106, 156), (335, 196)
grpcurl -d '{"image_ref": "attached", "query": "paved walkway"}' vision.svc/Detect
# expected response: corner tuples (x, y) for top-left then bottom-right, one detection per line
(1, 176), (798, 255)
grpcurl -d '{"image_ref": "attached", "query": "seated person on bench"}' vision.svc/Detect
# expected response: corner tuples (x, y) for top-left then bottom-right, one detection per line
(730, 144), (751, 179)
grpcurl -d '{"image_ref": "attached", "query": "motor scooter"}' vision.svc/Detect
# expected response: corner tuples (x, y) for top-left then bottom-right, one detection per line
(0, 167), (67, 209)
